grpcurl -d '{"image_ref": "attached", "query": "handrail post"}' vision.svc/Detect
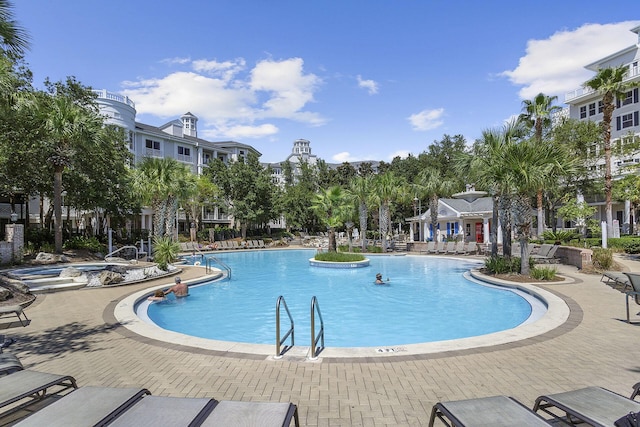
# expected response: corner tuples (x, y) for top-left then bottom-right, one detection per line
(275, 296), (294, 359)
(309, 296), (324, 360)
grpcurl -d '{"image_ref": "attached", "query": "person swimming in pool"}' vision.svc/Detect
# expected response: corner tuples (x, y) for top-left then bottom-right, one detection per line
(164, 276), (189, 297)
(147, 289), (166, 302)
(375, 273), (388, 285)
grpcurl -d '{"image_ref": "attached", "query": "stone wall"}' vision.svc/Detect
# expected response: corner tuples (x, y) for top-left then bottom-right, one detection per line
(1, 224), (24, 265)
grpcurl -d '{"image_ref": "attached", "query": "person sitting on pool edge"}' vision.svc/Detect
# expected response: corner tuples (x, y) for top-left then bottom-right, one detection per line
(164, 276), (189, 297)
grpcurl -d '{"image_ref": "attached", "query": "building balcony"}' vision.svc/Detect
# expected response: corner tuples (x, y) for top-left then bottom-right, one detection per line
(565, 61), (640, 103)
(93, 89), (136, 108)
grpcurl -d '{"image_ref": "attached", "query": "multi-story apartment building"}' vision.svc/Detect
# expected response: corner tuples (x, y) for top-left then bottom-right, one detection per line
(564, 24), (640, 232)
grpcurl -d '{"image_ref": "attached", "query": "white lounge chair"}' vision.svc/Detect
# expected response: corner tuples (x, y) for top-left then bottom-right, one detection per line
(429, 395), (550, 426)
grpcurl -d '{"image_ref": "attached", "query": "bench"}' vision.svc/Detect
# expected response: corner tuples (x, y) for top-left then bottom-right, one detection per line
(0, 305), (29, 327)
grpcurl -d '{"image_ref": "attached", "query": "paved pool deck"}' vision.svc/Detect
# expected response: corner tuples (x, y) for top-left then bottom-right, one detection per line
(3, 252), (640, 426)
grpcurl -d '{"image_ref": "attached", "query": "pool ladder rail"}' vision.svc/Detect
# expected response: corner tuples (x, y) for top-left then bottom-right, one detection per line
(274, 296), (325, 360)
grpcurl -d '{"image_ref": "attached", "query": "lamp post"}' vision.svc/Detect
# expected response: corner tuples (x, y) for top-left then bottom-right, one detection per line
(10, 212), (17, 223)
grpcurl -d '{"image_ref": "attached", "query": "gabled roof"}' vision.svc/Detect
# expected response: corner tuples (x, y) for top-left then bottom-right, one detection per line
(416, 196), (493, 221)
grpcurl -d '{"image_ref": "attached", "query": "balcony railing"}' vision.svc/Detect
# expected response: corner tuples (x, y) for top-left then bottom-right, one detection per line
(92, 89), (136, 108)
(565, 62), (640, 102)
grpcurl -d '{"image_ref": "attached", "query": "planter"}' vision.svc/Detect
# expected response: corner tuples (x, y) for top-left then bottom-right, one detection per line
(309, 258), (370, 268)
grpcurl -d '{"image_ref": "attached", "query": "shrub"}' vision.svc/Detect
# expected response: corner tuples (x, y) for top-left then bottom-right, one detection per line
(591, 247), (614, 270)
(63, 236), (106, 253)
(152, 237), (180, 270)
(485, 256), (535, 274)
(622, 240), (640, 254)
(530, 266), (557, 280)
(314, 252), (365, 262)
(542, 230), (580, 243)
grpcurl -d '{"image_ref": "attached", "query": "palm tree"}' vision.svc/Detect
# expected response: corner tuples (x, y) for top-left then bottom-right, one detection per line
(43, 96), (102, 253)
(311, 186), (346, 252)
(0, 0), (30, 57)
(415, 167), (458, 242)
(346, 175), (372, 252)
(372, 172), (404, 252)
(131, 157), (197, 239)
(584, 65), (637, 237)
(519, 93), (562, 238)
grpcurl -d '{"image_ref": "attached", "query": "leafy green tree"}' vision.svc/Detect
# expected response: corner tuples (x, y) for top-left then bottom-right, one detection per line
(557, 198), (597, 235)
(584, 65), (640, 236)
(371, 172), (405, 251)
(183, 175), (220, 235)
(335, 162), (356, 188)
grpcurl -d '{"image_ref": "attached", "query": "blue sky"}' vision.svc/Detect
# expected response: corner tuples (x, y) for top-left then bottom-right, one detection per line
(13, 1), (640, 163)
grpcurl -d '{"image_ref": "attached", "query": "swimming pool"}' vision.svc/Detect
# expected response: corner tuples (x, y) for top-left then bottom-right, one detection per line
(142, 250), (545, 348)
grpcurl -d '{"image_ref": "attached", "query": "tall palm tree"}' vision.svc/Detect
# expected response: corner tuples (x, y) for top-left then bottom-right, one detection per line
(131, 157), (196, 239)
(372, 172), (403, 252)
(584, 65), (637, 237)
(415, 167), (458, 242)
(347, 175), (372, 252)
(43, 96), (102, 253)
(0, 0), (30, 58)
(311, 186), (346, 252)
(519, 93), (562, 237)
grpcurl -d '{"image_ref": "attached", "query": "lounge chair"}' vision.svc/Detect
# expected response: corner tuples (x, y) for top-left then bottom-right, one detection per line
(444, 242), (457, 254)
(624, 272), (640, 323)
(13, 386), (151, 427)
(0, 370), (77, 417)
(530, 244), (559, 263)
(231, 241), (241, 250)
(632, 382), (640, 400)
(258, 239), (267, 248)
(533, 386), (640, 426)
(428, 395), (550, 426)
(199, 400), (300, 427)
(453, 241), (466, 254)
(252, 240), (261, 249)
(0, 305), (29, 327)
(465, 241), (478, 255)
(108, 395), (218, 427)
(601, 271), (631, 290)
(425, 241), (436, 254)
(0, 352), (23, 375)
(434, 241), (446, 254)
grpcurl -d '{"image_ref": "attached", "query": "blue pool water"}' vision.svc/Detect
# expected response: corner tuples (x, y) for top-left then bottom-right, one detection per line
(145, 250), (534, 348)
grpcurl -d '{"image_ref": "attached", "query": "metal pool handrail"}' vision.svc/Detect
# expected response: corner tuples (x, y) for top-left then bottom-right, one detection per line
(205, 256), (232, 279)
(275, 295), (294, 358)
(104, 245), (139, 262)
(310, 296), (324, 360)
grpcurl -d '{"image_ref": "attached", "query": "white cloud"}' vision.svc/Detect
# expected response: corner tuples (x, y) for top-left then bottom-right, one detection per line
(332, 152), (357, 163)
(501, 21), (640, 100)
(120, 57), (324, 140)
(388, 150), (410, 160)
(357, 75), (379, 95)
(160, 56), (191, 65)
(408, 108), (445, 131)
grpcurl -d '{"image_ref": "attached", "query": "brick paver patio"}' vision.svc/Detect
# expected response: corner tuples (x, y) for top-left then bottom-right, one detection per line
(3, 253), (640, 426)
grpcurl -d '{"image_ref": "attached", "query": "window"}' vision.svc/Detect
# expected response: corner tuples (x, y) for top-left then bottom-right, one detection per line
(580, 106), (587, 119)
(177, 146), (191, 156)
(203, 154), (211, 164)
(622, 113), (634, 129)
(145, 139), (160, 150)
(598, 101), (604, 114)
(588, 103), (596, 116)
(622, 90), (633, 106)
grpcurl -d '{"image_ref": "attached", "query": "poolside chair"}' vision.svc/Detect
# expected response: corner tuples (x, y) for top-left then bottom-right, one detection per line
(425, 241), (436, 254)
(465, 241), (478, 255)
(632, 382), (640, 400)
(428, 395), (551, 427)
(258, 239), (267, 248)
(444, 241), (457, 254)
(434, 241), (446, 254)
(108, 395), (219, 427)
(533, 386), (640, 426)
(0, 305), (29, 327)
(251, 240), (261, 249)
(0, 370), (77, 418)
(231, 241), (241, 250)
(200, 400), (300, 427)
(13, 386), (151, 427)
(601, 271), (631, 290)
(453, 241), (466, 254)
(0, 352), (23, 375)
(530, 244), (559, 263)
(623, 272), (640, 323)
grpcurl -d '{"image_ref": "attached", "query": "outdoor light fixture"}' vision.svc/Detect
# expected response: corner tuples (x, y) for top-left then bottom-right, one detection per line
(10, 212), (17, 223)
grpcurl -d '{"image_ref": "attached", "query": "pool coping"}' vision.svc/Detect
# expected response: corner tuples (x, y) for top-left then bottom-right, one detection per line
(111, 261), (574, 362)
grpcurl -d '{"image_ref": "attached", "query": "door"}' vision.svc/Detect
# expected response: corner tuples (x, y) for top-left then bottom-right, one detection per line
(475, 222), (483, 243)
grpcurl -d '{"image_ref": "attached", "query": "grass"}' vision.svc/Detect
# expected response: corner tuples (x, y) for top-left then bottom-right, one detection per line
(314, 252), (366, 262)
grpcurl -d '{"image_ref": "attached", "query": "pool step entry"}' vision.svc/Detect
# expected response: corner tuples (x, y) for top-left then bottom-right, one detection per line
(274, 296), (325, 360)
